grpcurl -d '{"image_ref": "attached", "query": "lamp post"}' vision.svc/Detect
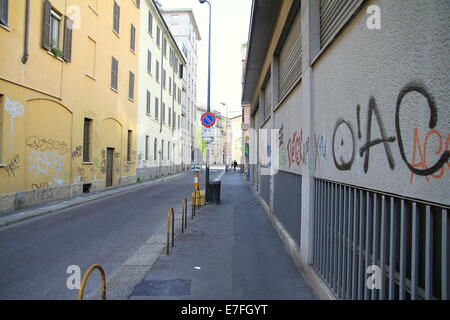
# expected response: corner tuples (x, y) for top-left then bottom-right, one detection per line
(200, 0), (212, 202)
(221, 102), (229, 168)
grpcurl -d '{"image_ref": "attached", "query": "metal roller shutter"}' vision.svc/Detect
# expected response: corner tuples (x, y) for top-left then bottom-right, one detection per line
(264, 75), (272, 121)
(320, 0), (365, 48)
(279, 9), (302, 102)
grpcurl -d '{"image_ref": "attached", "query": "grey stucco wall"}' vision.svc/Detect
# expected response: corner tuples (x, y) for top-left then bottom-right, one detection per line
(312, 0), (449, 205)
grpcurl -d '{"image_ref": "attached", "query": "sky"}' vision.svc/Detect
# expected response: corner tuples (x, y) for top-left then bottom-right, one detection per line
(159, 0), (253, 118)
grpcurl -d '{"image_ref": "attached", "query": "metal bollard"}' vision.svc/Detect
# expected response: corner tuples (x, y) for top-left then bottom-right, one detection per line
(182, 198), (188, 233)
(166, 208), (175, 254)
(77, 264), (106, 300)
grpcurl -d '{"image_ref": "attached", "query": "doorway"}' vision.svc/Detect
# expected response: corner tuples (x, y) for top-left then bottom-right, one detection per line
(106, 148), (114, 188)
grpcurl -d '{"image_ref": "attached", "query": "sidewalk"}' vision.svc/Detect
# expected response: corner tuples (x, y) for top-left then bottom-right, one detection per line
(129, 171), (315, 300)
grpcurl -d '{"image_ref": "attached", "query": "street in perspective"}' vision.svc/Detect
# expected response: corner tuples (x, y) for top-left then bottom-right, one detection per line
(0, 0), (449, 310)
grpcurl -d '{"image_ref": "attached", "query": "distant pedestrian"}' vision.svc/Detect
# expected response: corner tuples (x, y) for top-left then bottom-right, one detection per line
(233, 160), (238, 171)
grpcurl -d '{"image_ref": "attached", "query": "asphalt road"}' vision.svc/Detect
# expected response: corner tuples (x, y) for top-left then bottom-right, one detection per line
(0, 169), (222, 300)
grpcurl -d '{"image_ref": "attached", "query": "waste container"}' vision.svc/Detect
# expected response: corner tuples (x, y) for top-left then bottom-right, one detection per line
(208, 179), (221, 203)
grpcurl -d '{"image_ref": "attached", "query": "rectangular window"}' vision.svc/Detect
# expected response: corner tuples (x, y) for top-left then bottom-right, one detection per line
(0, 0), (9, 26)
(86, 37), (96, 77)
(156, 60), (160, 82)
(169, 77), (172, 95)
(145, 135), (149, 161)
(130, 24), (136, 52)
(147, 50), (152, 74)
(167, 141), (170, 160)
(50, 10), (61, 49)
(162, 103), (166, 123)
(113, 1), (120, 34)
(168, 107), (172, 126)
(155, 97), (159, 119)
(111, 57), (118, 90)
(178, 115), (180, 130)
(154, 138), (157, 160)
(161, 140), (164, 160)
(83, 118), (92, 162)
(162, 68), (166, 90)
(146, 90), (151, 115)
(148, 11), (153, 35)
(129, 71), (135, 100)
(278, 8), (301, 101)
(156, 26), (160, 47)
(127, 130), (132, 162)
(320, 0), (364, 48)
(163, 37), (167, 57)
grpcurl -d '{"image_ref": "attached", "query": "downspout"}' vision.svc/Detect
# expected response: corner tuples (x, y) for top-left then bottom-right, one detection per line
(21, 0), (30, 64)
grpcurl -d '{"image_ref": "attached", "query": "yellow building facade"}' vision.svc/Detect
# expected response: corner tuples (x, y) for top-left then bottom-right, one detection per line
(0, 0), (140, 213)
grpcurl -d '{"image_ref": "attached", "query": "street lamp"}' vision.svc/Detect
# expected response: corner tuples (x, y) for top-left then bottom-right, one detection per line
(200, 0), (212, 202)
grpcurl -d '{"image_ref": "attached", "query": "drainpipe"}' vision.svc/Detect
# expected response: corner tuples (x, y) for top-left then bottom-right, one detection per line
(21, 0), (30, 64)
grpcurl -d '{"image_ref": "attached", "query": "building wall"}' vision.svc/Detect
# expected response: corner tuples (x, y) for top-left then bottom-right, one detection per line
(244, 0), (449, 300)
(162, 9), (200, 169)
(0, 0), (139, 214)
(136, 0), (185, 181)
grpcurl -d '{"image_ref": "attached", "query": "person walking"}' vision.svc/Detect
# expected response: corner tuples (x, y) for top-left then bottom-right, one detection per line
(233, 160), (238, 171)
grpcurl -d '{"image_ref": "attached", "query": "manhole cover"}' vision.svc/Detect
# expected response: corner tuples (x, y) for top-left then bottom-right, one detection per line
(131, 279), (191, 296)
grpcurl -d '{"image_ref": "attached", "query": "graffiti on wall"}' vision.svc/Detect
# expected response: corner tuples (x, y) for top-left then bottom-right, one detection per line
(30, 182), (54, 203)
(26, 136), (70, 155)
(71, 146), (83, 160)
(287, 130), (309, 168)
(114, 153), (121, 173)
(5, 97), (24, 152)
(5, 154), (20, 177)
(314, 134), (327, 170)
(28, 150), (65, 185)
(331, 83), (449, 183)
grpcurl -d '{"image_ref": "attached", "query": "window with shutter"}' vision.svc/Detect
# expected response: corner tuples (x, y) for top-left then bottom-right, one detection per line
(145, 136), (149, 160)
(320, 0), (364, 48)
(129, 71), (135, 100)
(156, 26), (160, 47)
(42, 0), (51, 50)
(127, 130), (132, 162)
(279, 9), (302, 102)
(154, 138), (157, 160)
(130, 24), (136, 51)
(169, 107), (172, 126)
(155, 97), (159, 119)
(148, 11), (153, 35)
(147, 50), (152, 73)
(146, 91), (151, 114)
(111, 57), (118, 90)
(63, 16), (73, 62)
(0, 0), (9, 26)
(83, 118), (92, 162)
(162, 103), (166, 123)
(113, 1), (120, 34)
(156, 60), (160, 82)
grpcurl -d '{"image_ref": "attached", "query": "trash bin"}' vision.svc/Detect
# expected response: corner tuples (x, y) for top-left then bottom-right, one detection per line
(208, 179), (221, 203)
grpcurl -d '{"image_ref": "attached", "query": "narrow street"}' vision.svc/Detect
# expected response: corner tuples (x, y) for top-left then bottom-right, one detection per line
(0, 169), (222, 300)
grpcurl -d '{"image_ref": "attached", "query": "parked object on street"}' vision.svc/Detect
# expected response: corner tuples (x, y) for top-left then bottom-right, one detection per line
(208, 178), (221, 203)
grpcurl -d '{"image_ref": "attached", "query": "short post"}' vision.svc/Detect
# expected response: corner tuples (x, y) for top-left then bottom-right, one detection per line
(166, 208), (175, 254)
(77, 264), (106, 300)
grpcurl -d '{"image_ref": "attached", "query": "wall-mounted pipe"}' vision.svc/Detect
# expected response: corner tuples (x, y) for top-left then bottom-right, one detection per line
(21, 0), (30, 64)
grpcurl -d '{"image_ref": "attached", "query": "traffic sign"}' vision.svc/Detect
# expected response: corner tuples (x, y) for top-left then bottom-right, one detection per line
(202, 127), (214, 142)
(201, 112), (216, 128)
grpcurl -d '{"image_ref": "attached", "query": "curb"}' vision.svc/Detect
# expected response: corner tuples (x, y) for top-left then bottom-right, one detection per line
(0, 172), (189, 229)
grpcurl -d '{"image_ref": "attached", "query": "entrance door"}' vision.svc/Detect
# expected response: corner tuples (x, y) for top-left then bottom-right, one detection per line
(106, 148), (114, 188)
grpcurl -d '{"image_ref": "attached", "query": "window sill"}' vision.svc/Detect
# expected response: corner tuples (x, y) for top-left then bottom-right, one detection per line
(85, 73), (96, 81)
(0, 24), (11, 32)
(82, 162), (94, 165)
(113, 30), (120, 38)
(111, 87), (118, 93)
(128, 98), (135, 102)
(130, 49), (136, 55)
(0, 163), (6, 168)
(47, 50), (64, 62)
(146, 113), (151, 117)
